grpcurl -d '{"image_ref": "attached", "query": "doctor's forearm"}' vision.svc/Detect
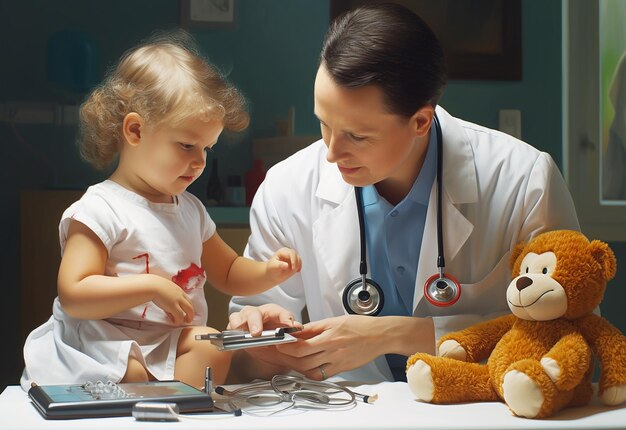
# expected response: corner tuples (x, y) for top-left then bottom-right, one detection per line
(378, 316), (435, 356)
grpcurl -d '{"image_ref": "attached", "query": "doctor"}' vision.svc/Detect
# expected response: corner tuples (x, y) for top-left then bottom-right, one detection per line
(227, 2), (580, 383)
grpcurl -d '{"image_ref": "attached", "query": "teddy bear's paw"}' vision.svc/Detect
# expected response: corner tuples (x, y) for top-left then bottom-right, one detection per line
(438, 339), (467, 361)
(600, 385), (626, 406)
(503, 370), (544, 418)
(540, 357), (561, 383)
(406, 359), (435, 402)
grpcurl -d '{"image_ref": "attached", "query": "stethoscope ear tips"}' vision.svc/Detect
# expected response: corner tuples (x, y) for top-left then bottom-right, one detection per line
(424, 273), (461, 307)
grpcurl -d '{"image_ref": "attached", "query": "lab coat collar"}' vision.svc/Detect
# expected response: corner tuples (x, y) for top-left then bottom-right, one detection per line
(316, 154), (352, 204)
(436, 106), (478, 204)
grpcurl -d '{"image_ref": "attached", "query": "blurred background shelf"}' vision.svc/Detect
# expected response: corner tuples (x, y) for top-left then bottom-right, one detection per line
(206, 205), (250, 226)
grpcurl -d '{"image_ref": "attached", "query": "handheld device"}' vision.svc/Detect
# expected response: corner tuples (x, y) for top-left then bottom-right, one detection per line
(195, 327), (300, 351)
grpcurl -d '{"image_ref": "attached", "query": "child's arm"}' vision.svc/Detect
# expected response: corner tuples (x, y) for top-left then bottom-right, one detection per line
(201, 232), (301, 296)
(58, 220), (195, 324)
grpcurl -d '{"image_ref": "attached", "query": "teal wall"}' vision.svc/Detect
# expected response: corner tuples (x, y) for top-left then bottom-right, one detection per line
(0, 0), (329, 390)
(442, 0), (563, 166)
(1, 0), (624, 390)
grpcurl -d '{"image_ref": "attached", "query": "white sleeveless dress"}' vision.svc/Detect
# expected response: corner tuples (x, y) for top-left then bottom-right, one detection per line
(21, 180), (215, 390)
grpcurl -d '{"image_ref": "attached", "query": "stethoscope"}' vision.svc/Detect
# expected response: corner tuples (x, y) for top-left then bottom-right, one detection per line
(342, 114), (461, 316)
(215, 375), (360, 416)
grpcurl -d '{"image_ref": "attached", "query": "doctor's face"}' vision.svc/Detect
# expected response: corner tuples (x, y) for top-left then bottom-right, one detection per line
(314, 65), (431, 191)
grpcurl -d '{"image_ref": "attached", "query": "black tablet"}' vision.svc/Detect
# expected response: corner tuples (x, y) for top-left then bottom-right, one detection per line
(28, 380), (214, 420)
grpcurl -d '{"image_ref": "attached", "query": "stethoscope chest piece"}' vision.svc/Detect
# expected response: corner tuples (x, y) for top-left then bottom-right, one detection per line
(342, 277), (384, 316)
(423, 273), (461, 307)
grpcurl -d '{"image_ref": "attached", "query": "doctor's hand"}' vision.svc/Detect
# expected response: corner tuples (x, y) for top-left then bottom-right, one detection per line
(272, 315), (384, 380)
(274, 314), (436, 380)
(265, 247), (302, 285)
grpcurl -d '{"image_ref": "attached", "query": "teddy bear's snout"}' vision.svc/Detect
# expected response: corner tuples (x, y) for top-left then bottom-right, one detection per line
(516, 276), (533, 291)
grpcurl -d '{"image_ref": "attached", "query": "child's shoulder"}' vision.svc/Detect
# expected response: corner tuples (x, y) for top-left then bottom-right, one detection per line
(64, 181), (118, 212)
(60, 181), (132, 231)
(178, 190), (206, 210)
(58, 182), (129, 251)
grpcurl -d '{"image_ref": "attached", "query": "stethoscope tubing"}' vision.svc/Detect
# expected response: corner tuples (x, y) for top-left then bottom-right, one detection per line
(433, 114), (446, 271)
(215, 375), (357, 415)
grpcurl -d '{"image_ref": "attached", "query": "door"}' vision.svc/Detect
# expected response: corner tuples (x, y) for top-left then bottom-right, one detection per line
(564, 0), (626, 241)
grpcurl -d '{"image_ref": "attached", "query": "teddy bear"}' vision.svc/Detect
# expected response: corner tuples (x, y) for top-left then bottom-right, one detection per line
(406, 230), (626, 419)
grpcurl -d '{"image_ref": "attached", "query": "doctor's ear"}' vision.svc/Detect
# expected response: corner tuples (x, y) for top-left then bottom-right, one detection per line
(410, 105), (435, 138)
(122, 112), (144, 146)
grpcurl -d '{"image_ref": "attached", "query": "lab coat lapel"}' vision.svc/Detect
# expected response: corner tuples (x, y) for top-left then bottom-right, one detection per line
(312, 161), (357, 315)
(413, 185), (473, 310)
(413, 107), (477, 311)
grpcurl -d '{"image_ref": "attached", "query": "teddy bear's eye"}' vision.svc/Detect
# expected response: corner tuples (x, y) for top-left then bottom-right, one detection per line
(542, 267), (548, 274)
(525, 267), (529, 273)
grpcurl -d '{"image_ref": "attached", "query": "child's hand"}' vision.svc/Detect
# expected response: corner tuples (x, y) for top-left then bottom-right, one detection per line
(151, 276), (195, 325)
(266, 247), (302, 284)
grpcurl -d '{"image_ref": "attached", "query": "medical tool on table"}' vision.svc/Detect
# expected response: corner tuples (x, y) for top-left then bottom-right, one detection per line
(214, 374), (377, 416)
(342, 114), (461, 316)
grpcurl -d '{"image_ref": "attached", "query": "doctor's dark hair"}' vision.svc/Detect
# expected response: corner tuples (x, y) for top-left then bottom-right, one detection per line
(78, 29), (249, 170)
(321, 2), (447, 117)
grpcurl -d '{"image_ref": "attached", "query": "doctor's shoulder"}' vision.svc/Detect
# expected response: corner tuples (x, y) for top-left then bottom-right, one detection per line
(460, 121), (552, 171)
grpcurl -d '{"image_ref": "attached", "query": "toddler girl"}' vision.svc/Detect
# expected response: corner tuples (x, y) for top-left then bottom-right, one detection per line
(21, 31), (301, 390)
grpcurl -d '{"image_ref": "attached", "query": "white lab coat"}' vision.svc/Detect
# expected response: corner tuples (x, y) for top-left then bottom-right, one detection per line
(231, 106), (580, 382)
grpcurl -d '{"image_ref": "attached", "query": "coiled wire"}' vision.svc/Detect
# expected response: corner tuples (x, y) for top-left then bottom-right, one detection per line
(215, 375), (357, 416)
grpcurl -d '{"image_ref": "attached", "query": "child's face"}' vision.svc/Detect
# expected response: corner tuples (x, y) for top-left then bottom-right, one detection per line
(132, 115), (223, 201)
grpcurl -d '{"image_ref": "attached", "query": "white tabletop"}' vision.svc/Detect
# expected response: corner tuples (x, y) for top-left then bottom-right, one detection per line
(2, 382), (625, 429)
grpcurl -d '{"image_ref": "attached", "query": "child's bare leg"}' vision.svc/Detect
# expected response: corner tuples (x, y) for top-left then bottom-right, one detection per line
(121, 355), (150, 382)
(175, 326), (232, 389)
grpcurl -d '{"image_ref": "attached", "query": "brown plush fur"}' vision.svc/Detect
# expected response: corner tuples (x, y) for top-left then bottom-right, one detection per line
(406, 230), (626, 418)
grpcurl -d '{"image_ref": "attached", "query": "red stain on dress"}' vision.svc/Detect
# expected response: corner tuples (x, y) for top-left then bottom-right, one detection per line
(172, 263), (206, 292)
(129, 254), (204, 321)
(133, 253), (150, 318)
(133, 253), (150, 273)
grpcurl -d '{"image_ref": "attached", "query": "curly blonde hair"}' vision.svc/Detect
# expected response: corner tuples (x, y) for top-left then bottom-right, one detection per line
(79, 30), (249, 170)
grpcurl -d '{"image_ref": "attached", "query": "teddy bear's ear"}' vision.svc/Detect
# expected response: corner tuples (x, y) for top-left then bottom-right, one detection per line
(510, 241), (527, 269)
(589, 240), (617, 281)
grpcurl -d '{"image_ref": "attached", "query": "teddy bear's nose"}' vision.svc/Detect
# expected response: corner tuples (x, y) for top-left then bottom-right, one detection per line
(516, 276), (533, 291)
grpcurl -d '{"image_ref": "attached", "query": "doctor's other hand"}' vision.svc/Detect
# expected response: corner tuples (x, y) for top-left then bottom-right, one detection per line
(228, 303), (303, 336)
(265, 247), (302, 284)
(228, 315), (385, 382)
(273, 315), (389, 380)
(275, 314), (435, 380)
